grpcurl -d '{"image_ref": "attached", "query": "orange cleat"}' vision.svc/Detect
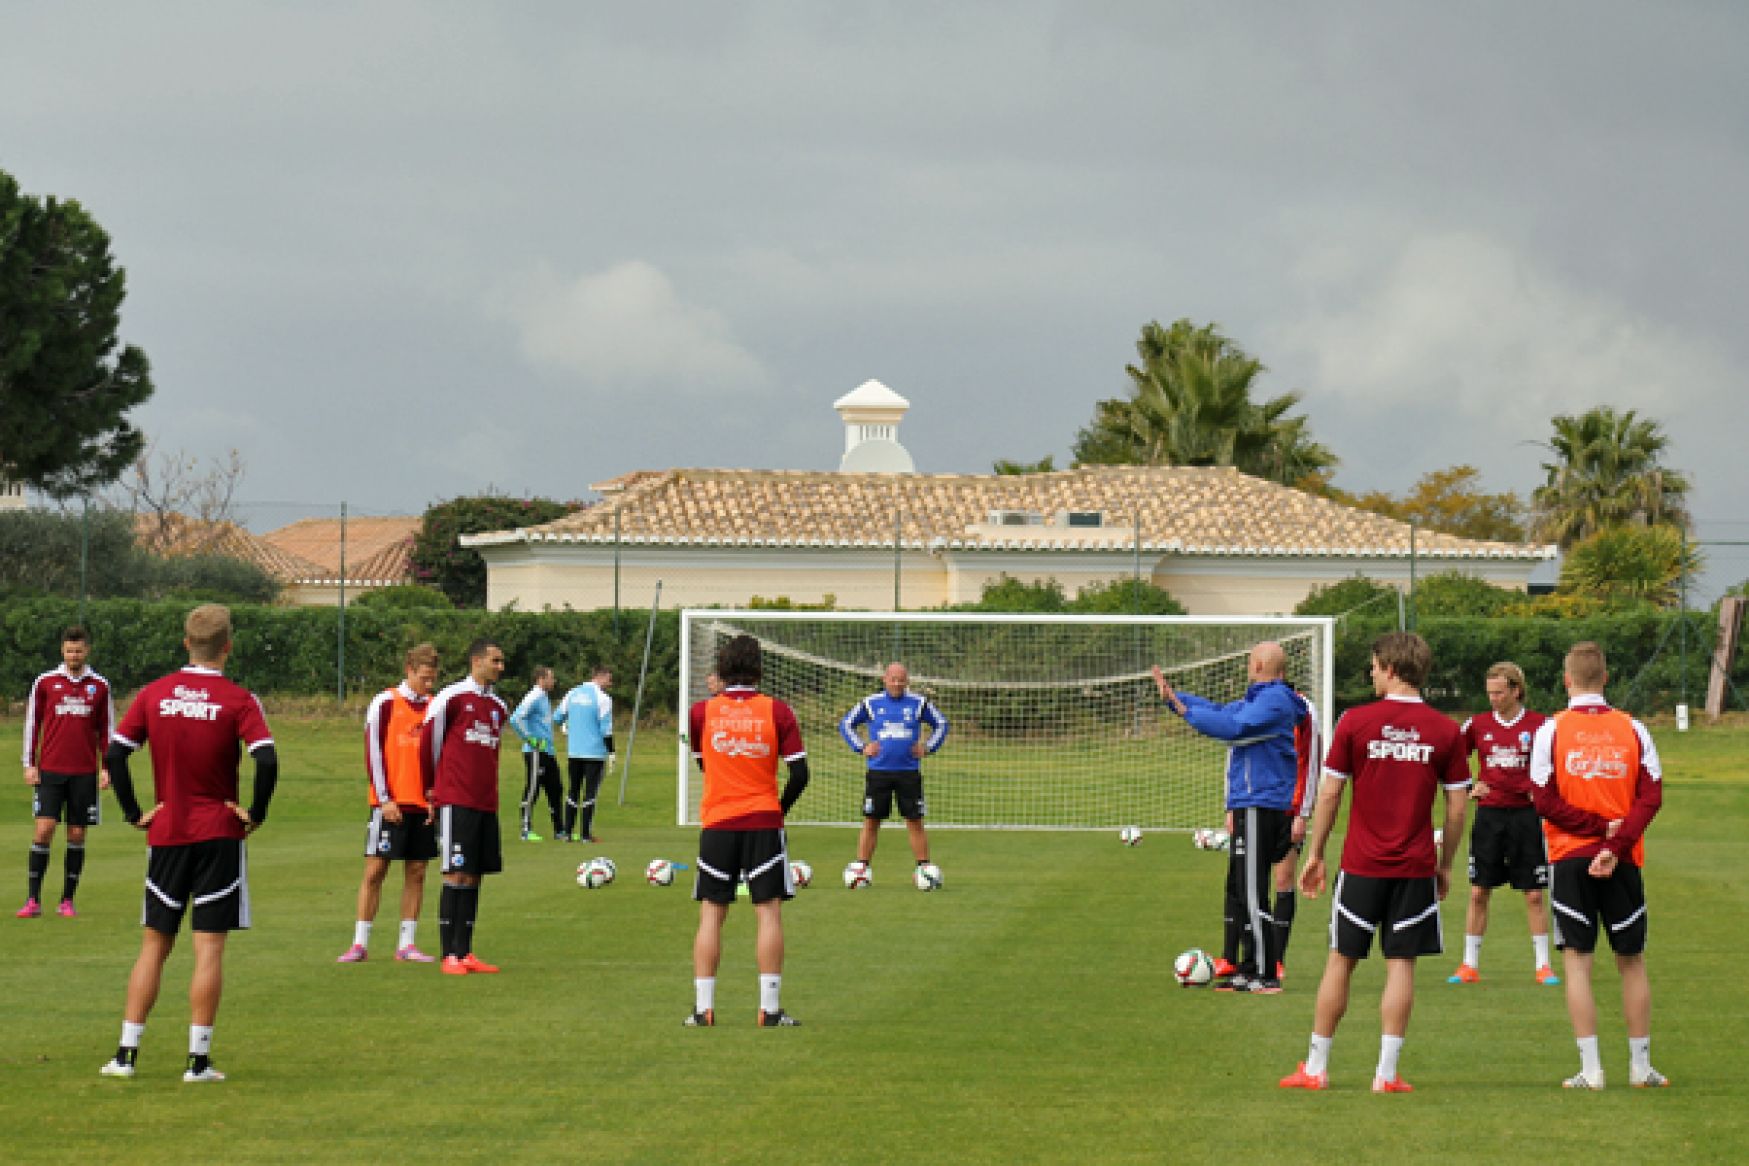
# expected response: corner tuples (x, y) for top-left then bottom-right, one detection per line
(1535, 965), (1561, 986)
(1279, 1063), (1329, 1091)
(1446, 963), (1480, 984)
(441, 955), (469, 976)
(1372, 1076), (1414, 1094)
(459, 953), (500, 974)
(1213, 958), (1239, 978)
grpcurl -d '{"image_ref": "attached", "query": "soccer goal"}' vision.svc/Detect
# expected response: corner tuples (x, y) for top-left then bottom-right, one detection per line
(678, 610), (1334, 832)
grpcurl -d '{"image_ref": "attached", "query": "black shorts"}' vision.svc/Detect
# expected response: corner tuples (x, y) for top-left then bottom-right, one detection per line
(32, 771), (100, 826)
(143, 839), (250, 934)
(364, 806), (438, 861)
(1468, 805), (1548, 891)
(1330, 871), (1443, 960)
(438, 806), (503, 876)
(693, 827), (792, 905)
(863, 772), (925, 821)
(1550, 857), (1647, 955)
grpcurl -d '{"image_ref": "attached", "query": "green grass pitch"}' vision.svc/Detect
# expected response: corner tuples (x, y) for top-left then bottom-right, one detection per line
(0, 709), (1742, 1163)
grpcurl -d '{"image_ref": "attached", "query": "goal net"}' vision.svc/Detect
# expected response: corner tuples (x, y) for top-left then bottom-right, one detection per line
(678, 611), (1334, 832)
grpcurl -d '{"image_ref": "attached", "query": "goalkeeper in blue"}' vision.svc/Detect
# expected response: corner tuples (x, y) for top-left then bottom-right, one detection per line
(510, 667), (563, 841)
(1154, 642), (1308, 995)
(839, 663), (949, 880)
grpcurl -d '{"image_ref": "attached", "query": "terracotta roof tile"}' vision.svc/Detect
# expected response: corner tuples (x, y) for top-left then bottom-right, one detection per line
(476, 466), (1550, 559)
(260, 516), (420, 583)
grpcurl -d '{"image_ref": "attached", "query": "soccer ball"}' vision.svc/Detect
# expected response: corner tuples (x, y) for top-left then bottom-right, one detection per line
(645, 858), (675, 887)
(790, 860), (813, 888)
(1119, 825), (1143, 846)
(597, 856), (618, 882)
(913, 863), (943, 892)
(1208, 830), (1230, 851)
(1192, 827), (1214, 850)
(843, 860), (872, 889)
(576, 860), (611, 889)
(1173, 948), (1215, 987)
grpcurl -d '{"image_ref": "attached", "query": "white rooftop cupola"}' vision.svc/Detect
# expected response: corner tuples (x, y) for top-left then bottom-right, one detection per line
(834, 378), (915, 474)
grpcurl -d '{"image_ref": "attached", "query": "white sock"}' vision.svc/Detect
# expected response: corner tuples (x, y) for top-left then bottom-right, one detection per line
(695, 977), (716, 1013)
(353, 920), (373, 948)
(120, 1021), (146, 1049)
(1463, 934), (1483, 967)
(1376, 1035), (1404, 1082)
(760, 973), (782, 1014)
(1629, 1036), (1651, 1073)
(1577, 1035), (1603, 1079)
(1532, 934), (1551, 968)
(399, 919), (418, 949)
(189, 1025), (213, 1056)
(1305, 1033), (1333, 1077)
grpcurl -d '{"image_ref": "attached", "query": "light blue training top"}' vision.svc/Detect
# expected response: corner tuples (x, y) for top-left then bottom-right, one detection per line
(555, 681), (614, 759)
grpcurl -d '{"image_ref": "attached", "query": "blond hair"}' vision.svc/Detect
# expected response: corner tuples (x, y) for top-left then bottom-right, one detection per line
(1564, 641), (1608, 691)
(185, 604), (232, 663)
(1485, 661), (1526, 696)
(405, 642), (439, 671)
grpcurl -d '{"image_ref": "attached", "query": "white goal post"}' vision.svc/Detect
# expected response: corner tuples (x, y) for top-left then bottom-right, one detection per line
(677, 610), (1335, 832)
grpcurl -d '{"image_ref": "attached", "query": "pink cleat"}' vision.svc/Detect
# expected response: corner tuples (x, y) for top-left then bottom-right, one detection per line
(335, 944), (368, 963)
(16, 899), (41, 919)
(395, 945), (436, 963)
(57, 900), (77, 918)
(1279, 1062), (1329, 1091)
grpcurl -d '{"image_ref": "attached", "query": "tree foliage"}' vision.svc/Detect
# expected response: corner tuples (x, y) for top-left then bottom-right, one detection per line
(1072, 319), (1337, 486)
(0, 169), (154, 497)
(1530, 407), (1691, 547)
(1347, 465), (1527, 542)
(1557, 524), (1699, 609)
(350, 584), (454, 611)
(411, 494), (579, 609)
(950, 574), (1185, 614)
(992, 455), (1057, 475)
(0, 509), (277, 603)
(1294, 574), (1399, 619)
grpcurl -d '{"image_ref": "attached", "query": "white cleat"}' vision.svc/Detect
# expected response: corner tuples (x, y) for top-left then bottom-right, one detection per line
(99, 1059), (136, 1079)
(1562, 1069), (1605, 1090)
(1631, 1067), (1670, 1088)
(183, 1065), (227, 1083)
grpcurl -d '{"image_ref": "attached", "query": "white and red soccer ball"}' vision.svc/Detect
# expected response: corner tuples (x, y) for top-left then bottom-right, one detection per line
(1119, 825), (1143, 846)
(912, 863), (943, 892)
(1174, 948), (1215, 987)
(645, 858), (675, 887)
(790, 860), (813, 888)
(843, 860), (872, 889)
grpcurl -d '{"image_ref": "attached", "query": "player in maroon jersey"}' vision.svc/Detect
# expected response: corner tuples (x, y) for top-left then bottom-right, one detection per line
(420, 639), (508, 976)
(99, 605), (279, 1083)
(1447, 662), (1557, 987)
(19, 626), (114, 919)
(1280, 632), (1470, 1094)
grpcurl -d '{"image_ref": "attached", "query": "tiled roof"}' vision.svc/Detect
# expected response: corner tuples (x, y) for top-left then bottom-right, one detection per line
(259, 516), (420, 583)
(135, 514), (329, 579)
(470, 466), (1552, 559)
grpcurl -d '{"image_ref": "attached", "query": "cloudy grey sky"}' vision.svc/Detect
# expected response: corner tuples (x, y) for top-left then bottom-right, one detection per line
(7, 2), (1746, 597)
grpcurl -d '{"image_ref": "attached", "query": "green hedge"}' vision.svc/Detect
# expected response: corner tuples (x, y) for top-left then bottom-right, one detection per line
(2, 598), (1741, 721)
(0, 598), (678, 716)
(1332, 610), (1741, 715)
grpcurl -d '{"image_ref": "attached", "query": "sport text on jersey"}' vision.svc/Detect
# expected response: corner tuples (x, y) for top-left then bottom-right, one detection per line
(159, 685), (222, 722)
(876, 720), (916, 743)
(463, 719), (500, 749)
(1368, 725), (1433, 763)
(1563, 730), (1632, 782)
(710, 707), (773, 759)
(54, 694), (98, 717)
(1481, 742), (1529, 770)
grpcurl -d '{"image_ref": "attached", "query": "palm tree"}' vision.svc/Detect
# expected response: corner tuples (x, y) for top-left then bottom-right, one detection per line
(1071, 319), (1337, 486)
(1530, 407), (1691, 547)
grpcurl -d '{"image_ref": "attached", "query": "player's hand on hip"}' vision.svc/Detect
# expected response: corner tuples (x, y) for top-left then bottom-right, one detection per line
(381, 801), (404, 825)
(226, 801), (257, 834)
(863, 742), (880, 758)
(1589, 849), (1618, 878)
(1298, 857), (1326, 898)
(1471, 780), (1490, 801)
